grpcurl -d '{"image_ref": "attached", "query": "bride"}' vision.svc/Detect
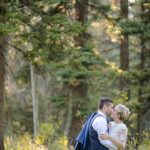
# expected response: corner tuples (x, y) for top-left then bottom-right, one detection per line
(100, 104), (130, 150)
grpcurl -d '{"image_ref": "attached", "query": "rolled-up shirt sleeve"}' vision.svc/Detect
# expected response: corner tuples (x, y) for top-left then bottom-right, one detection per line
(92, 117), (117, 149)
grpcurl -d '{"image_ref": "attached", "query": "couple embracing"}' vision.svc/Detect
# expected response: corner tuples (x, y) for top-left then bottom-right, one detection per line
(75, 97), (130, 150)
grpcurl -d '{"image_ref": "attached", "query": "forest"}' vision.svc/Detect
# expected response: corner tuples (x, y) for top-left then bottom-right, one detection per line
(0, 0), (150, 150)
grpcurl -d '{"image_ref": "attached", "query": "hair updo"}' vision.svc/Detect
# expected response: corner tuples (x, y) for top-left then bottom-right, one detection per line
(115, 104), (130, 121)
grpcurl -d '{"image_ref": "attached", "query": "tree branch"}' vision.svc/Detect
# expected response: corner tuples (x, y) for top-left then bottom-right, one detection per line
(3, 40), (46, 80)
(79, 0), (121, 23)
(3, 40), (29, 59)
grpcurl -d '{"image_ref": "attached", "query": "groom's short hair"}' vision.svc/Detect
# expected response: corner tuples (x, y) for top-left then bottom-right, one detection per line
(98, 97), (113, 109)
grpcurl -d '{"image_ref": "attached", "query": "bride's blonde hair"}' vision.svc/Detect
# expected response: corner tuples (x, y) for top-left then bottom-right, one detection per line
(115, 104), (130, 121)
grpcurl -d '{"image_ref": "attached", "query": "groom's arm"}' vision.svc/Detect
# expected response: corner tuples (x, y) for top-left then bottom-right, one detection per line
(92, 117), (117, 149)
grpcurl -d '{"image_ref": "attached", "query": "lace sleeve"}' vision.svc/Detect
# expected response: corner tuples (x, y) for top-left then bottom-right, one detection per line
(119, 127), (127, 148)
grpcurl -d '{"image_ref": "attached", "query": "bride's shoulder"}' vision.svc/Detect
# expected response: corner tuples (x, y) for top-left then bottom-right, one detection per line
(120, 123), (128, 131)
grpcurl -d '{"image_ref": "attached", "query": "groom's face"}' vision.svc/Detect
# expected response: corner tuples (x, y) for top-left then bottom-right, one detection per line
(105, 103), (114, 116)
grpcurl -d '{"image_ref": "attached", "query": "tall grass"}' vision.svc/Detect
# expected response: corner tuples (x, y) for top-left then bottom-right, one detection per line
(5, 133), (68, 150)
(5, 121), (68, 150)
(5, 122), (150, 150)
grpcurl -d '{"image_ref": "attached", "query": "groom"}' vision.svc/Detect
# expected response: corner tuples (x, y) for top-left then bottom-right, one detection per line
(88, 97), (115, 150)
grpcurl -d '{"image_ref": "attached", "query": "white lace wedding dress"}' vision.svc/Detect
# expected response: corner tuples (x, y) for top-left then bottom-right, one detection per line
(108, 122), (128, 150)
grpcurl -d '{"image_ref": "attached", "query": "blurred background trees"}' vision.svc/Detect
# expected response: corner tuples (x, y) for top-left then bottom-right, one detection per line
(0, 0), (150, 149)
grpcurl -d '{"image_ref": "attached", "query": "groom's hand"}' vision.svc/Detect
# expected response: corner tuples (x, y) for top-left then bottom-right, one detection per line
(100, 134), (111, 140)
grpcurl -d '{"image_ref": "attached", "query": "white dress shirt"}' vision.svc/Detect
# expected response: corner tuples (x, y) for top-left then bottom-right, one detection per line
(92, 111), (117, 149)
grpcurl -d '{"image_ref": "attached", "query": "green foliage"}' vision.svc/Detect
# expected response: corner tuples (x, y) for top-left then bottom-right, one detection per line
(119, 20), (150, 39)
(37, 121), (69, 149)
(127, 129), (150, 149)
(51, 96), (67, 108)
(5, 95), (33, 135)
(3, 0), (150, 148)
(0, 2), (19, 35)
(14, 63), (30, 84)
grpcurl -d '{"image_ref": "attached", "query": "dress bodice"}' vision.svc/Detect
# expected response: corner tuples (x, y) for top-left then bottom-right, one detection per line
(108, 122), (127, 150)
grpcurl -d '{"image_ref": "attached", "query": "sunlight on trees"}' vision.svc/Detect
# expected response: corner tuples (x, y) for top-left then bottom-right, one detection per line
(0, 0), (150, 149)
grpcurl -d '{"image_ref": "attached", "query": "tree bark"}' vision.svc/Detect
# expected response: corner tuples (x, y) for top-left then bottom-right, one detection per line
(68, 0), (89, 145)
(0, 39), (5, 150)
(119, 0), (129, 94)
(120, 36), (129, 89)
(0, 0), (7, 149)
(30, 63), (39, 138)
(75, 0), (88, 24)
(64, 87), (73, 137)
(137, 2), (146, 147)
(136, 39), (145, 148)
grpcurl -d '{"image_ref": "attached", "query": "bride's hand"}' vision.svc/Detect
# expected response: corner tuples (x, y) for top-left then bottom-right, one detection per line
(100, 134), (111, 140)
(108, 122), (112, 128)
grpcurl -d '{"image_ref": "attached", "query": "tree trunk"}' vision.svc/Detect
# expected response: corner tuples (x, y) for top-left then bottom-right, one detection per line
(69, 0), (89, 145)
(136, 40), (145, 149)
(119, 0), (129, 94)
(30, 63), (39, 138)
(0, 39), (5, 150)
(69, 82), (88, 144)
(64, 87), (73, 137)
(120, 36), (129, 88)
(75, 0), (88, 24)
(137, 2), (146, 147)
(0, 0), (7, 149)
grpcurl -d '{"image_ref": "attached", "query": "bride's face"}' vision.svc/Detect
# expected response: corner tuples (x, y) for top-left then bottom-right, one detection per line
(110, 109), (120, 120)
